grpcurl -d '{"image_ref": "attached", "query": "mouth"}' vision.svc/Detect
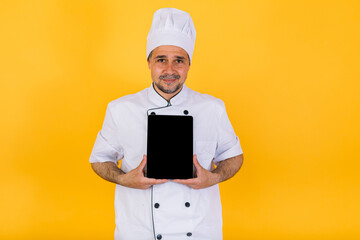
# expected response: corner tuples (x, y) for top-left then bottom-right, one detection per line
(159, 75), (180, 84)
(162, 78), (176, 83)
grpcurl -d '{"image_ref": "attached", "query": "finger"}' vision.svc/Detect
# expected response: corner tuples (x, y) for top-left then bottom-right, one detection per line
(193, 156), (204, 177)
(173, 179), (196, 185)
(173, 180), (190, 187)
(193, 155), (200, 168)
(155, 179), (169, 184)
(146, 178), (168, 185)
(138, 155), (147, 170)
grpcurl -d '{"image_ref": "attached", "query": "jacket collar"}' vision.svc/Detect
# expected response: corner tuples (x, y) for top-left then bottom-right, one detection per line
(147, 83), (189, 107)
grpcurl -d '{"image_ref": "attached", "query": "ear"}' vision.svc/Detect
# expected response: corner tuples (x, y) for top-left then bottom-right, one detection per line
(147, 59), (151, 69)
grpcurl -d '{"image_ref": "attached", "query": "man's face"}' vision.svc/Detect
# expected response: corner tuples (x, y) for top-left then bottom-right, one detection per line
(148, 45), (190, 100)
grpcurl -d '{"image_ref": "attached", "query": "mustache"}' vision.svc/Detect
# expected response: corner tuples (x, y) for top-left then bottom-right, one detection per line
(159, 74), (180, 80)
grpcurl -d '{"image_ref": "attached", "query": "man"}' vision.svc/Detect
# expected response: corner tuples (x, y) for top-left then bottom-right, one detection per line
(90, 8), (243, 240)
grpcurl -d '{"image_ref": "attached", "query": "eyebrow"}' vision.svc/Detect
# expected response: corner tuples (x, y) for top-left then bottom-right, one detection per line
(154, 55), (187, 60)
(175, 56), (186, 60)
(154, 55), (167, 59)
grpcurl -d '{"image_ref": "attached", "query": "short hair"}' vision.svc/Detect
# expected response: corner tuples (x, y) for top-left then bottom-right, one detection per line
(147, 51), (153, 62)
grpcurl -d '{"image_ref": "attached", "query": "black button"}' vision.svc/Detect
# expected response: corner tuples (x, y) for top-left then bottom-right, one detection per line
(157, 234), (162, 239)
(187, 232), (192, 237)
(185, 202), (190, 207)
(184, 110), (189, 115)
(151, 112), (156, 115)
(154, 203), (160, 208)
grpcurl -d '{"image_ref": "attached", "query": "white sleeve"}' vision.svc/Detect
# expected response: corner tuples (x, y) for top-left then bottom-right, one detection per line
(89, 102), (124, 164)
(213, 101), (243, 164)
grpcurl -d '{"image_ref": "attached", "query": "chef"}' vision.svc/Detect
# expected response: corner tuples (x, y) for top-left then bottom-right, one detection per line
(90, 8), (244, 240)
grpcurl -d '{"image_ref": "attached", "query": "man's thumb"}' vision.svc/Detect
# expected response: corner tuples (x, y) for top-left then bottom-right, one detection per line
(138, 154), (147, 170)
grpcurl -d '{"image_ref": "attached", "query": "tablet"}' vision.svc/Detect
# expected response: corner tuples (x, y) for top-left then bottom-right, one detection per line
(146, 114), (193, 179)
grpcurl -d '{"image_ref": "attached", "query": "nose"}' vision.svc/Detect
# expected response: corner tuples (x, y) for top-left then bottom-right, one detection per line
(164, 62), (177, 74)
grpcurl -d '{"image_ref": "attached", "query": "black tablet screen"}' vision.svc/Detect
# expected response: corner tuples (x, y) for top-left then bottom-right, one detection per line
(147, 115), (193, 179)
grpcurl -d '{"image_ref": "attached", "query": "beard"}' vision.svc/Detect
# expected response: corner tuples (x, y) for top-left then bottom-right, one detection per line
(154, 77), (183, 94)
(154, 81), (182, 94)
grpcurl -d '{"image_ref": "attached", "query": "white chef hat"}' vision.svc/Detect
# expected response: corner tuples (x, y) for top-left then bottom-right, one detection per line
(146, 8), (196, 63)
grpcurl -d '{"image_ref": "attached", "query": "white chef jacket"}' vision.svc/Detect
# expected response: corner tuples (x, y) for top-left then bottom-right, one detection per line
(90, 84), (243, 240)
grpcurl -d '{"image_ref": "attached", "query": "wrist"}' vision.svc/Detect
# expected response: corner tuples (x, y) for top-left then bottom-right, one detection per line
(114, 168), (126, 185)
(211, 171), (222, 185)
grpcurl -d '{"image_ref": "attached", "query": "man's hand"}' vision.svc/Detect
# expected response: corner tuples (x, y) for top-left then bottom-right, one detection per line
(173, 155), (220, 189)
(91, 155), (168, 190)
(118, 155), (168, 189)
(173, 154), (243, 190)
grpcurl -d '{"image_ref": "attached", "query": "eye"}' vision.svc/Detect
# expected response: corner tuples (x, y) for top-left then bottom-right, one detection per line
(156, 59), (166, 63)
(176, 59), (184, 63)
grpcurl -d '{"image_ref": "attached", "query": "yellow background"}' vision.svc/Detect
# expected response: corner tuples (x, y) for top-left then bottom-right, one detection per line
(1, 0), (359, 239)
